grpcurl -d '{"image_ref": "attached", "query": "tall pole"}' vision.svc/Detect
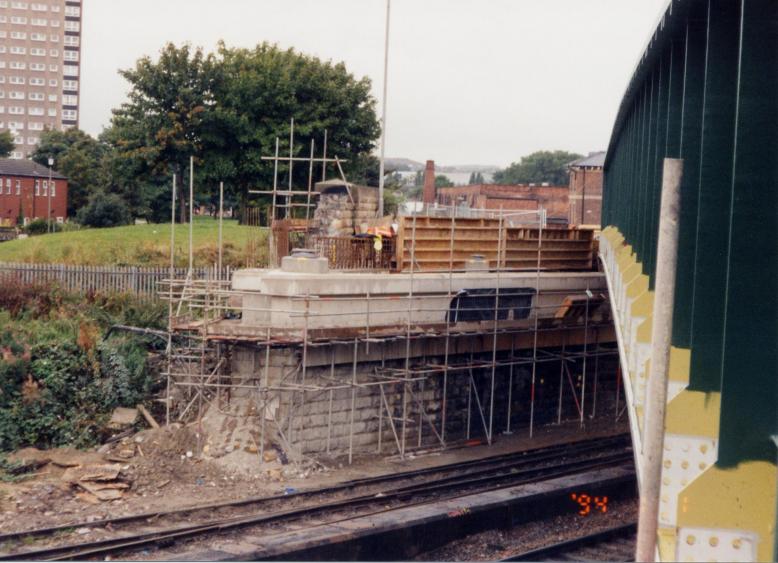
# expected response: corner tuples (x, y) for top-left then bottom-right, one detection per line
(218, 181), (224, 277)
(46, 158), (53, 233)
(377, 0), (391, 217)
(166, 174), (177, 426)
(189, 156), (194, 273)
(635, 158), (683, 562)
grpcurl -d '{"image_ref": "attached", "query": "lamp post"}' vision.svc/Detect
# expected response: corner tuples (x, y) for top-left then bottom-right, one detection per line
(46, 157), (53, 233)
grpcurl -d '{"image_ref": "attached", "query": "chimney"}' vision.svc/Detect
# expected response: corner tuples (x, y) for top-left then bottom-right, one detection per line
(422, 160), (436, 204)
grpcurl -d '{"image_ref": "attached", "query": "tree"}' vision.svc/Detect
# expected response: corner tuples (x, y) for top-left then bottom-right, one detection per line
(76, 192), (132, 228)
(201, 42), (380, 219)
(468, 171), (485, 184)
(435, 175), (454, 188)
(32, 129), (109, 216)
(105, 41), (380, 223)
(493, 150), (583, 185)
(105, 42), (216, 222)
(0, 130), (14, 158)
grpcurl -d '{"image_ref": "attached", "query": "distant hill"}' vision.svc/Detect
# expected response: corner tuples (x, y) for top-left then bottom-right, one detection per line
(386, 157), (499, 175)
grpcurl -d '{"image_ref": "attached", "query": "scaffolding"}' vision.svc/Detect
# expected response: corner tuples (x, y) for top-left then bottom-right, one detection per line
(160, 206), (621, 469)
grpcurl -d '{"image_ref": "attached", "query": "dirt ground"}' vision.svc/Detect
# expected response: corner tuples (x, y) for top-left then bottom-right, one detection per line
(0, 416), (629, 536)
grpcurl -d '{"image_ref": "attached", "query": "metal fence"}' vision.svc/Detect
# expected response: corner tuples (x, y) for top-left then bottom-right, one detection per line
(0, 262), (232, 300)
(307, 236), (395, 270)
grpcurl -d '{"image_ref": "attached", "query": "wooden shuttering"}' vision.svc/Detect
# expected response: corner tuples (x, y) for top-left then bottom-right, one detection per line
(395, 216), (596, 272)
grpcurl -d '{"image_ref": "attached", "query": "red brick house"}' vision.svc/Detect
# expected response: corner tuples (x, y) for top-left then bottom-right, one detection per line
(0, 159), (68, 227)
(568, 152), (604, 227)
(436, 183), (570, 222)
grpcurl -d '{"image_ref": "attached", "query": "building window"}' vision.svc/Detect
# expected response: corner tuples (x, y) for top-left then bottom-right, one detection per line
(11, 2), (29, 8)
(9, 77), (25, 85)
(64, 50), (78, 62)
(30, 77), (45, 86)
(30, 3), (47, 10)
(49, 19), (59, 27)
(9, 62), (27, 70)
(10, 47), (26, 55)
(27, 137), (38, 145)
(13, 136), (23, 144)
(15, 180), (19, 195)
(9, 92), (25, 100)
(49, 79), (58, 87)
(34, 180), (39, 196)
(47, 108), (56, 117)
(63, 94), (77, 105)
(63, 65), (78, 77)
(4, 179), (9, 195)
(64, 5), (80, 16)
(48, 94), (57, 102)
(28, 107), (44, 116)
(49, 64), (59, 72)
(9, 107), (24, 115)
(64, 21), (79, 32)
(30, 63), (45, 71)
(30, 32), (46, 41)
(0, 46), (5, 54)
(48, 49), (59, 57)
(0, 91), (5, 99)
(30, 48), (46, 57)
(49, 34), (59, 42)
(10, 16), (28, 25)
(42, 180), (47, 196)
(62, 109), (77, 120)
(28, 122), (43, 130)
(50, 3), (59, 11)
(29, 92), (44, 101)
(63, 79), (78, 90)
(10, 31), (26, 39)
(30, 17), (46, 26)
(50, 181), (55, 197)
(0, 107), (5, 114)
(64, 35), (79, 47)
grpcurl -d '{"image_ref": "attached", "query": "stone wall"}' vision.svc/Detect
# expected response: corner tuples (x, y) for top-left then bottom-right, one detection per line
(220, 339), (620, 461)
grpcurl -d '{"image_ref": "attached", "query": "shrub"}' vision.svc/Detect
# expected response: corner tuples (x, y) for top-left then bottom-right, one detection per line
(24, 218), (61, 235)
(76, 192), (132, 228)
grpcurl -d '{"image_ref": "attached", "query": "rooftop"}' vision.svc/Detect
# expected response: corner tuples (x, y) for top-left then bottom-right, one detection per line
(569, 152), (606, 168)
(0, 158), (67, 180)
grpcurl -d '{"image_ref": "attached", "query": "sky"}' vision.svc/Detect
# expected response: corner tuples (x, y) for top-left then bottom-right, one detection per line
(80, 0), (669, 168)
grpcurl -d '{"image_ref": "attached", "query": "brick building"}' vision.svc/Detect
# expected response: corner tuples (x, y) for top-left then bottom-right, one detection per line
(0, 158), (67, 225)
(436, 183), (570, 222)
(568, 152), (604, 226)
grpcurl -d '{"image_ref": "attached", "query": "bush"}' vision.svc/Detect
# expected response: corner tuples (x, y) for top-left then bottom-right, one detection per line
(76, 192), (131, 228)
(24, 218), (61, 235)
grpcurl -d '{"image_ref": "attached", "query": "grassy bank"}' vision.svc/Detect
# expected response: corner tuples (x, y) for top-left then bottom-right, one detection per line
(0, 217), (267, 267)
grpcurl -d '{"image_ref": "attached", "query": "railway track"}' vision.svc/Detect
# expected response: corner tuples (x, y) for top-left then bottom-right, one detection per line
(501, 522), (637, 562)
(0, 433), (633, 561)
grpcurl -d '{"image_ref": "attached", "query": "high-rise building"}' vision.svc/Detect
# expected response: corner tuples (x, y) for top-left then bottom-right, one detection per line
(0, 0), (82, 159)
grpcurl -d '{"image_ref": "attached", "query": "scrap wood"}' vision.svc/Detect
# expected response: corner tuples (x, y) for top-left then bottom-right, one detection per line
(77, 481), (129, 494)
(61, 464), (121, 484)
(136, 404), (160, 429)
(75, 491), (100, 505)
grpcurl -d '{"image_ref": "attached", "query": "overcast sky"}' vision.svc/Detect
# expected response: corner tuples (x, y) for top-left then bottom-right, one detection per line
(80, 0), (668, 168)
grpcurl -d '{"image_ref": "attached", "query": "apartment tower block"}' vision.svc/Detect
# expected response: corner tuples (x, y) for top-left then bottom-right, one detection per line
(0, 0), (82, 159)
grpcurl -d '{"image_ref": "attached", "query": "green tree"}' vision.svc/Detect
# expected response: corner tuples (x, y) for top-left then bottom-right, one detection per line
(32, 129), (109, 216)
(493, 150), (582, 185)
(201, 42), (380, 219)
(435, 175), (454, 188)
(105, 42), (216, 222)
(0, 130), (14, 158)
(105, 41), (380, 223)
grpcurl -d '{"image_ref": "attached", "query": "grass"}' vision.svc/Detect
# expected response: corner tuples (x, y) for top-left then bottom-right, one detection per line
(0, 217), (268, 267)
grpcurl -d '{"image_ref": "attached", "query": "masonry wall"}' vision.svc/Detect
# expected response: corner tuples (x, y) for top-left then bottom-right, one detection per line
(436, 184), (569, 222)
(568, 166), (603, 226)
(228, 336), (621, 460)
